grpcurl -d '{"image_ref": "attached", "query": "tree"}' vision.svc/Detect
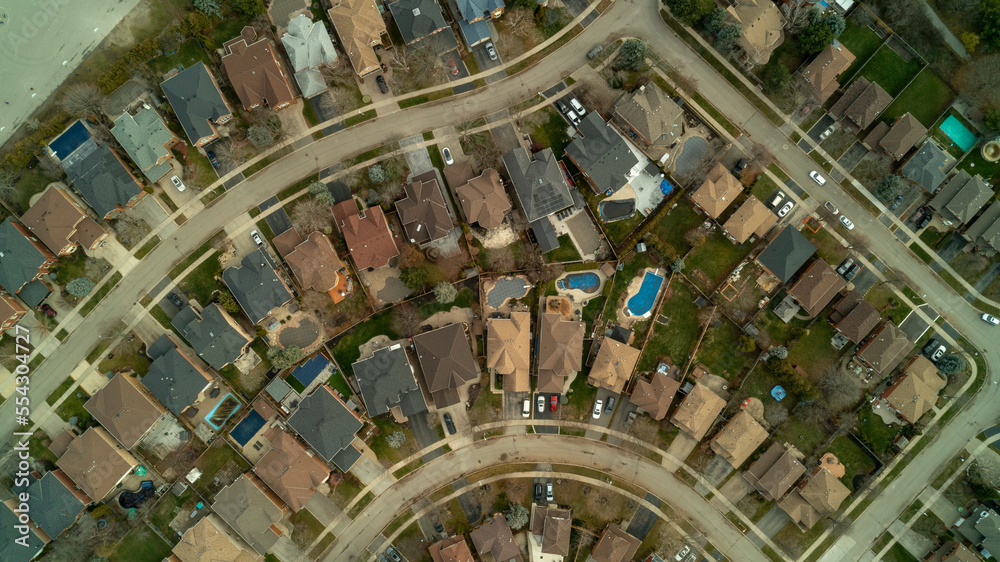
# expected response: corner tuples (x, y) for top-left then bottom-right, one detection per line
(267, 346), (303, 371)
(248, 125), (274, 149)
(291, 198), (335, 234)
(985, 109), (1000, 131)
(956, 54), (1000, 109)
(215, 139), (248, 171)
(702, 7), (727, 36)
(386, 431), (406, 449)
(684, 227), (706, 247)
(983, 0), (1000, 51)
(780, 0), (812, 33)
(872, 174), (905, 203)
(66, 277), (94, 297)
(971, 454), (1000, 488)
(228, 0), (265, 18)
(670, 258), (685, 272)
(192, 0), (221, 17)
(504, 502), (529, 530)
(309, 182), (336, 205)
(715, 24), (742, 56)
(665, 0), (714, 26)
(391, 304), (423, 336)
(823, 12), (846, 37)
(761, 60), (792, 92)
(180, 11), (213, 37)
(818, 367), (861, 411)
(434, 282), (458, 304)
(798, 20), (834, 54)
(368, 164), (388, 183)
(770, 346), (788, 359)
(217, 290), (242, 314)
(737, 335), (757, 353)
(764, 405), (789, 427)
(400, 267), (428, 291)
(0, 168), (16, 203)
(487, 246), (515, 272)
(936, 353), (966, 375)
(59, 83), (104, 120)
(319, 87), (356, 116)
(398, 244), (426, 269)
(614, 39), (647, 72)
(504, 7), (535, 38)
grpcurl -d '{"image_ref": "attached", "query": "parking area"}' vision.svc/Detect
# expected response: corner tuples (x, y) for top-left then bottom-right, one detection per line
(805, 114), (835, 145)
(533, 392), (560, 435)
(583, 387), (617, 439)
(470, 39), (506, 85)
(258, 196), (293, 235)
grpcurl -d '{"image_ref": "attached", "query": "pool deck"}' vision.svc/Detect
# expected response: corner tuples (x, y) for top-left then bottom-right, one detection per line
(553, 269), (608, 304)
(618, 268), (667, 327)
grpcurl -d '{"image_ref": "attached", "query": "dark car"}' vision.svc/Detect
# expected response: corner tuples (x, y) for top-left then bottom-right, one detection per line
(555, 100), (569, 114)
(916, 207), (933, 229)
(534, 483), (543, 502)
(206, 150), (220, 169)
(443, 413), (456, 435)
(890, 195), (904, 211)
(922, 338), (941, 358)
(386, 546), (402, 562)
(844, 263), (862, 281)
(434, 521), (445, 533)
(376, 75), (388, 94)
(167, 292), (185, 308)
(40, 304), (56, 318)
(731, 158), (748, 178)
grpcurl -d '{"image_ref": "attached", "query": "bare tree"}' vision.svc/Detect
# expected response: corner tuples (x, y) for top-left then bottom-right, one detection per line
(84, 258), (106, 281)
(302, 289), (336, 326)
(818, 367), (861, 411)
(956, 54), (1000, 109)
(504, 7), (534, 37)
(971, 454), (1000, 488)
(0, 168), (17, 203)
(320, 87), (357, 116)
(494, 34), (519, 60)
(291, 198), (335, 233)
(684, 227), (706, 248)
(215, 139), (249, 171)
(59, 83), (104, 120)
(780, 0), (812, 33)
(487, 246), (515, 272)
(764, 405), (789, 427)
(577, 76), (618, 115)
(391, 304), (423, 337)
(321, 61), (355, 87)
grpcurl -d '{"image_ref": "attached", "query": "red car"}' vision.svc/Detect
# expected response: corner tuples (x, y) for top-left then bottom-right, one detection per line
(40, 304), (56, 318)
(550, 396), (558, 411)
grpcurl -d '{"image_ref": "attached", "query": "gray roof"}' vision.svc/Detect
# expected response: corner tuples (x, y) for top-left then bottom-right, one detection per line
(110, 108), (175, 182)
(353, 345), (427, 417)
(757, 226), (817, 283)
(0, 219), (49, 296)
(929, 170), (992, 225)
(18, 279), (51, 308)
(142, 348), (212, 415)
(531, 218), (560, 253)
(25, 472), (87, 538)
(565, 112), (639, 193)
(458, 17), (492, 46)
(147, 333), (177, 360)
(964, 201), (1000, 251)
(612, 83), (684, 146)
(65, 144), (144, 218)
(902, 141), (954, 192)
(502, 147), (574, 222)
(173, 304), (251, 370)
(288, 386), (364, 470)
(388, 0), (449, 44)
(222, 249), (293, 324)
(212, 475), (283, 555)
(0, 504), (44, 562)
(294, 68), (327, 99)
(160, 62), (231, 145)
(456, 0), (504, 21)
(282, 15), (338, 72)
(975, 510), (1000, 556)
(265, 376), (292, 402)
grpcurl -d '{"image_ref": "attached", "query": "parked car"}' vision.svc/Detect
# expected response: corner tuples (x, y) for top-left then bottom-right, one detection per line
(206, 150), (220, 168)
(731, 158), (747, 178)
(587, 45), (604, 59)
(769, 192), (784, 208)
(545, 482), (554, 502)
(983, 313), (1000, 326)
(537, 395), (545, 412)
(167, 292), (185, 308)
(931, 345), (947, 362)
(550, 395), (558, 411)
(778, 201), (794, 217)
(910, 207), (925, 223)
(605, 397), (615, 413)
(386, 546), (402, 562)
(819, 125), (835, 140)
(443, 413), (456, 434)
(836, 258), (855, 277)
(555, 100), (569, 114)
(593, 400), (603, 419)
(250, 230), (264, 246)
(443, 147), (454, 165)
(839, 215), (855, 230)
(434, 521), (445, 533)
(522, 398), (531, 417)
(922, 338), (941, 358)
(569, 98), (586, 117)
(824, 201), (839, 215)
(809, 171), (826, 185)
(376, 75), (388, 93)
(844, 263), (861, 281)
(40, 304), (56, 318)
(170, 175), (186, 192)
(916, 210), (933, 229)
(566, 110), (581, 126)
(890, 194), (904, 211)
(675, 545), (692, 561)
(486, 42), (498, 60)
(534, 483), (543, 502)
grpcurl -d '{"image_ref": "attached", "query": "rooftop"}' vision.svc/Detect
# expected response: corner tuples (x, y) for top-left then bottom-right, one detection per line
(253, 431), (330, 512)
(670, 382), (726, 440)
(142, 346), (214, 416)
(787, 260), (847, 317)
(722, 195), (777, 244)
(64, 144), (143, 219)
(222, 248), (294, 324)
(353, 344), (427, 417)
(536, 312), (584, 394)
(629, 371), (680, 421)
(333, 200), (399, 269)
(172, 304), (252, 371)
(857, 321), (913, 375)
(110, 107), (176, 181)
(502, 147), (574, 222)
(84, 372), (165, 449)
(212, 473), (285, 555)
(160, 62), (231, 145)
(56, 427), (138, 501)
(396, 170), (454, 244)
(412, 323), (479, 408)
(565, 112), (640, 194)
(287, 385), (364, 470)
(710, 410), (769, 468)
(690, 162), (743, 219)
(456, 168), (510, 229)
(756, 226), (817, 283)
(222, 26), (296, 110)
(20, 185), (105, 254)
(883, 355), (946, 423)
(488, 312), (532, 393)
(588, 339), (640, 394)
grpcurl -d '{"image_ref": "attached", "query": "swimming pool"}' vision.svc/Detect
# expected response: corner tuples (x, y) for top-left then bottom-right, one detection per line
(939, 115), (978, 152)
(486, 277), (531, 308)
(205, 394), (241, 430)
(598, 199), (636, 222)
(557, 272), (600, 293)
(626, 272), (664, 317)
(230, 410), (266, 446)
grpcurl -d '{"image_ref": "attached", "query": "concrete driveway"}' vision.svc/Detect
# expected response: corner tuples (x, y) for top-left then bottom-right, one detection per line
(470, 40), (506, 85)
(533, 392), (559, 435)
(583, 387), (616, 439)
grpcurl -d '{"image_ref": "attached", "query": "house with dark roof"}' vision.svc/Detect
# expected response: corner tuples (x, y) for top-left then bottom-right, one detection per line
(611, 82), (684, 158)
(413, 323), (479, 408)
(689, 162), (743, 219)
(629, 371), (680, 420)
(787, 260), (846, 317)
(328, 0), (388, 77)
(287, 385), (365, 470)
(333, 199), (400, 269)
(879, 113), (926, 160)
(671, 382), (725, 440)
(160, 62), (233, 146)
(856, 321), (912, 375)
(488, 311), (532, 393)
(962, 201), (1000, 256)
(455, 0), (504, 47)
(396, 171), (454, 245)
(710, 410), (768, 468)
(222, 248), (294, 324)
(502, 147), (574, 223)
(591, 523), (641, 562)
(172, 514), (261, 562)
(756, 226), (817, 284)
(85, 372), (166, 449)
(829, 292), (880, 343)
(56, 427), (139, 501)
(65, 144), (146, 219)
(536, 312), (584, 394)
(388, 0), (450, 45)
(722, 195), (777, 244)
(223, 27), (297, 111)
(902, 140), (954, 192)
(929, 170), (992, 227)
(801, 41), (855, 101)
(0, 219), (57, 308)
(589, 338), (640, 394)
(212, 473), (288, 555)
(20, 185), (107, 255)
(743, 443), (806, 501)
(110, 106), (179, 182)
(0, 290), (26, 331)
(142, 344), (215, 416)
(565, 112), (641, 194)
(24, 470), (91, 539)
(282, 15), (338, 98)
(531, 218), (560, 253)
(456, 168), (510, 229)
(955, 506), (1000, 558)
(471, 513), (524, 562)
(0, 501), (45, 562)
(530, 506), (571, 558)
(829, 78), (892, 130)
(172, 304), (253, 370)
(882, 356), (946, 423)
(353, 344), (428, 418)
(253, 431), (330, 512)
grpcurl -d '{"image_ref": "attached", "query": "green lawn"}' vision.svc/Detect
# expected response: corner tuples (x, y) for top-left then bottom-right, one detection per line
(368, 415), (418, 464)
(774, 418), (829, 457)
(882, 542), (920, 562)
(786, 321), (843, 376)
(10, 167), (56, 214)
(750, 173), (780, 202)
(645, 198), (704, 257)
(546, 234), (582, 262)
(685, 230), (754, 291)
(958, 142), (1000, 187)
(420, 287), (474, 318)
(692, 92), (740, 137)
(879, 69), (955, 128)
(46, 376), (75, 406)
(696, 317), (750, 380)
(135, 235), (161, 259)
(330, 310), (398, 377)
(291, 509), (326, 549)
(110, 523), (173, 562)
(857, 45), (923, 97)
(177, 253), (221, 306)
(193, 441), (251, 497)
(56, 387), (93, 427)
(837, 22), (884, 84)
(804, 226), (849, 266)
(770, 35), (806, 74)
(857, 404), (900, 456)
(827, 434), (878, 492)
(601, 211), (644, 246)
(529, 108), (572, 158)
(865, 283), (912, 325)
(98, 337), (152, 376)
(150, 39), (211, 74)
(582, 296), (606, 333)
(636, 280), (698, 372)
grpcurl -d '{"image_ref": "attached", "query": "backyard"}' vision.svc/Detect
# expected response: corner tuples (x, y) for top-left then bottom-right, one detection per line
(329, 310), (398, 378)
(827, 434), (878, 491)
(192, 440), (251, 497)
(684, 229), (754, 292)
(110, 522), (172, 562)
(786, 321), (842, 376)
(636, 279), (699, 372)
(836, 22), (884, 85)
(856, 45), (923, 97)
(879, 69), (955, 127)
(695, 317), (750, 380)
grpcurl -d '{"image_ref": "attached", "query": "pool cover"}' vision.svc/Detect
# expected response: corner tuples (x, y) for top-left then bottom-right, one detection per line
(626, 272), (664, 317)
(230, 410), (266, 446)
(558, 272), (600, 293)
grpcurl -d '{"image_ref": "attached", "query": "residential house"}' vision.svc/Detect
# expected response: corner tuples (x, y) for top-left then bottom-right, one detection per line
(110, 106), (179, 182)
(172, 514), (262, 562)
(725, 0), (785, 65)
(902, 140), (954, 192)
(470, 513), (524, 562)
(222, 26), (297, 111)
(565, 112), (641, 194)
(801, 41), (856, 101)
(787, 260), (847, 317)
(532, 217), (560, 253)
(281, 14), (338, 98)
(429, 535), (475, 562)
(283, 231), (351, 301)
(333, 199), (399, 270)
(588, 338), (640, 394)
(756, 226), (817, 284)
(24, 470), (91, 539)
(56, 427), (139, 501)
(743, 443), (806, 501)
(856, 321), (913, 375)
(710, 410), (768, 468)
(287, 385), (365, 470)
(353, 344), (428, 418)
(487, 312), (532, 393)
(0, 219), (57, 308)
(389, 0), (449, 45)
(879, 113), (926, 160)
(629, 371), (680, 421)
(456, 168), (510, 229)
(172, 304), (253, 371)
(396, 170), (454, 244)
(882, 355), (946, 423)
(0, 290), (26, 330)
(84, 372), (166, 449)
(0, 502), (45, 562)
(926, 542), (978, 562)
(212, 473), (288, 556)
(829, 78), (892, 130)
(328, 0), (388, 77)
(412, 323), (479, 408)
(502, 147), (574, 223)
(862, 122), (890, 151)
(222, 248), (294, 324)
(956, 507), (1000, 559)
(530, 506), (571, 558)
(962, 201), (1000, 256)
(591, 524), (641, 562)
(611, 82), (684, 158)
(536, 312), (584, 394)
(455, 0), (504, 47)
(161, 62), (234, 147)
(142, 341), (215, 417)
(689, 162), (743, 219)
(929, 170), (992, 227)
(253, 431), (331, 512)
(829, 291), (880, 343)
(779, 467), (850, 530)
(20, 185), (107, 255)
(64, 144), (146, 219)
(670, 382), (725, 440)
(722, 195), (777, 244)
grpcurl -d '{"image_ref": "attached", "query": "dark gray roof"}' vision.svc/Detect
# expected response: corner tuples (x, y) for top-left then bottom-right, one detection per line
(902, 141), (953, 192)
(160, 62), (231, 145)
(565, 112), (639, 194)
(0, 219), (49, 296)
(757, 226), (817, 283)
(530, 218), (559, 253)
(147, 333), (177, 360)
(288, 386), (364, 470)
(172, 304), (251, 370)
(502, 147), (573, 222)
(142, 348), (212, 415)
(388, 0), (448, 44)
(929, 171), (992, 225)
(18, 280), (51, 308)
(0, 504), (44, 562)
(65, 144), (144, 218)
(25, 472), (87, 538)
(353, 345), (427, 418)
(222, 249), (293, 324)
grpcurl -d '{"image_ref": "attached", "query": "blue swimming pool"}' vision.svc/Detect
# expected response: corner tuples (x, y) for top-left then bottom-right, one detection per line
(626, 272), (664, 317)
(939, 115), (978, 152)
(230, 410), (266, 446)
(557, 272), (600, 293)
(48, 121), (91, 161)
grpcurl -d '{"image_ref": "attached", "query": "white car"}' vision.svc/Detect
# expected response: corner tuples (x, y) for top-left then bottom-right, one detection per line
(537, 395), (545, 413)
(569, 98), (586, 117)
(522, 398), (530, 418)
(839, 215), (855, 230)
(443, 147), (454, 165)
(592, 400), (603, 419)
(250, 230), (264, 246)
(819, 125), (835, 140)
(778, 201), (794, 217)
(566, 110), (581, 127)
(485, 42), (497, 61)
(809, 171), (826, 186)
(675, 546), (691, 561)
(170, 175), (186, 192)
(824, 201), (839, 215)
(983, 313), (1000, 326)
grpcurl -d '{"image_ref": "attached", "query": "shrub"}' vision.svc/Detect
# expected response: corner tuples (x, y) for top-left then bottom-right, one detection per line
(267, 346), (303, 371)
(386, 431), (406, 449)
(433, 282), (458, 304)
(66, 277), (94, 297)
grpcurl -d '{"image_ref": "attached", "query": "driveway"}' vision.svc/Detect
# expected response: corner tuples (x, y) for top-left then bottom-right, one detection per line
(605, 398), (638, 446)
(408, 411), (445, 463)
(625, 494), (661, 540)
(470, 39), (506, 85)
(532, 392), (559, 435)
(258, 196), (293, 235)
(805, 115), (835, 145)
(583, 387), (616, 439)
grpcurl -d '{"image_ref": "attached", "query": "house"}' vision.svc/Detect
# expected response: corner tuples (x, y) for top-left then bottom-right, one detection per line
(487, 312), (532, 393)
(0, 502), (45, 562)
(862, 122), (890, 151)
(470, 513), (524, 562)
(962, 201), (1000, 256)
(787, 260), (847, 317)
(64, 144), (146, 219)
(222, 248), (294, 324)
(722, 195), (777, 244)
(801, 41), (856, 101)
(629, 371), (680, 421)
(670, 383), (726, 440)
(24, 470), (91, 539)
(856, 321), (912, 375)
(725, 0), (785, 65)
(779, 467), (850, 529)
(172, 304), (253, 371)
(756, 226), (817, 284)
(222, 26), (297, 111)
(925, 542), (978, 562)
(284, 231), (351, 301)
(287, 385), (365, 470)
(902, 140), (954, 192)
(743, 443), (806, 501)
(0, 290), (26, 330)
(530, 506), (572, 558)
(142, 343), (215, 416)
(611, 82), (684, 157)
(396, 170), (454, 244)
(536, 312), (584, 394)
(412, 323), (479, 408)
(328, 0), (388, 77)
(882, 355), (946, 423)
(353, 344), (428, 418)
(429, 535), (475, 562)
(110, 106), (179, 182)
(956, 507), (1000, 559)
(172, 514), (262, 562)
(829, 291), (881, 343)
(281, 15), (338, 98)
(564, 112), (641, 194)
(84, 372), (166, 449)
(591, 524), (641, 562)
(388, 0), (449, 45)
(689, 162), (743, 219)
(502, 147), (574, 223)
(879, 113), (927, 160)
(254, 431), (331, 512)
(829, 78), (892, 130)
(212, 473), (287, 555)
(456, 168), (510, 229)
(929, 170), (992, 227)
(588, 338), (640, 394)
(456, 0), (504, 47)
(333, 199), (399, 270)
(160, 62), (234, 146)
(56, 427), (139, 501)
(20, 185), (107, 255)
(0, 219), (57, 307)
(710, 410), (768, 468)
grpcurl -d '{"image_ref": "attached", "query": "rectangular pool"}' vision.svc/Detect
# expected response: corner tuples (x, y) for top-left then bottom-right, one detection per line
(939, 115), (977, 153)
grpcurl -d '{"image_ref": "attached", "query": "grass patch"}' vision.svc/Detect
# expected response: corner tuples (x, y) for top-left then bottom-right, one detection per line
(880, 69), (954, 128)
(150, 38), (211, 74)
(344, 109), (377, 127)
(168, 232), (221, 279)
(775, 418), (829, 457)
(9, 167), (57, 214)
(302, 100), (320, 127)
(546, 234), (582, 262)
(932, 454), (966, 489)
(837, 23), (884, 83)
(857, 45), (922, 97)
(398, 90), (454, 109)
(691, 92), (740, 137)
(856, 404), (900, 457)
(750, 173), (781, 201)
(290, 509), (326, 549)
(329, 310), (397, 378)
(135, 235), (161, 259)
(277, 175), (319, 201)
(529, 107), (572, 158)
(883, 542), (920, 562)
(909, 242), (933, 264)
(685, 230), (754, 291)
(310, 532), (337, 559)
(109, 523), (172, 562)
(827, 435), (877, 492)
(80, 271), (122, 316)
(786, 321), (842, 375)
(177, 253), (221, 306)
(98, 336), (152, 376)
(56, 387), (93, 427)
(637, 279), (698, 372)
(55, 329), (69, 341)
(804, 226), (849, 265)
(419, 287), (473, 319)
(865, 283), (913, 325)
(46, 376), (75, 406)
(696, 317), (750, 380)
(347, 491), (375, 519)
(192, 441), (251, 497)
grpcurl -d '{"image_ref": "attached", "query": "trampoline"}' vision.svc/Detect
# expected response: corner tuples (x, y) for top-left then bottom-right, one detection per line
(626, 272), (664, 317)
(557, 272), (601, 294)
(230, 410), (266, 446)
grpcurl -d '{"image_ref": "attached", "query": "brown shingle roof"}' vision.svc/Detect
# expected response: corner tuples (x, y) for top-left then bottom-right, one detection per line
(536, 312), (584, 394)
(880, 113), (927, 160)
(710, 411), (769, 468)
(722, 196), (778, 244)
(883, 356), (946, 423)
(456, 168), (510, 229)
(333, 200), (399, 269)
(800, 467), (850, 513)
(833, 297), (880, 343)
(470, 514), (523, 562)
(20, 186), (105, 254)
(396, 171), (453, 244)
(253, 431), (330, 512)
(863, 121), (891, 150)
(428, 535), (475, 562)
(212, 473), (286, 555)
(285, 231), (345, 293)
(725, 0), (785, 64)
(831, 78), (892, 129)
(57, 427), (138, 501)
(84, 372), (165, 449)
(787, 260), (847, 317)
(689, 163), (742, 219)
(671, 383), (725, 439)
(222, 27), (296, 111)
(488, 312), (532, 393)
(801, 42), (856, 101)
(744, 443), (806, 501)
(531, 506), (572, 556)
(779, 489), (822, 529)
(272, 228), (304, 259)
(588, 339), (640, 394)
(611, 82), (684, 147)
(413, 323), (479, 408)
(857, 321), (912, 374)
(328, 0), (387, 76)
(172, 514), (262, 562)
(629, 372), (681, 420)
(591, 524), (640, 562)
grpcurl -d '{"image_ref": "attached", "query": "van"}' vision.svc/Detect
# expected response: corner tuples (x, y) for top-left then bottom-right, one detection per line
(769, 192), (785, 208)
(569, 98), (586, 117)
(587, 45), (603, 59)
(522, 398), (530, 418)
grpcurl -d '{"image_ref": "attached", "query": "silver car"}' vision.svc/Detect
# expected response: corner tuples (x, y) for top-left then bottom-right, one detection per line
(778, 201), (794, 217)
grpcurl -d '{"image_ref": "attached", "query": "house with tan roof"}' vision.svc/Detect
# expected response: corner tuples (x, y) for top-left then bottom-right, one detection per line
(589, 338), (640, 394)
(333, 199), (399, 270)
(829, 291), (880, 343)
(396, 170), (454, 245)
(413, 323), (480, 408)
(0, 290), (26, 331)
(84, 372), (166, 449)
(328, 0), (388, 77)
(629, 371), (681, 420)
(471, 513), (524, 562)
(591, 524), (640, 562)
(213, 473), (288, 555)
(21, 185), (107, 255)
(611, 82), (684, 158)
(56, 427), (139, 501)
(172, 514), (262, 562)
(710, 410), (768, 468)
(689, 162), (742, 219)
(456, 168), (510, 229)
(488, 312), (532, 393)
(530, 506), (572, 558)
(222, 27), (297, 112)
(429, 535), (475, 562)
(283, 231), (351, 302)
(743, 442), (806, 501)
(830, 78), (892, 130)
(779, 466), (850, 529)
(725, 0), (785, 65)
(857, 321), (912, 375)
(722, 196), (777, 244)
(787, 260), (846, 317)
(253, 431), (330, 512)
(671, 382), (726, 440)
(879, 113), (927, 160)
(801, 41), (856, 101)
(929, 170), (993, 227)
(536, 312), (584, 394)
(882, 356), (946, 423)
